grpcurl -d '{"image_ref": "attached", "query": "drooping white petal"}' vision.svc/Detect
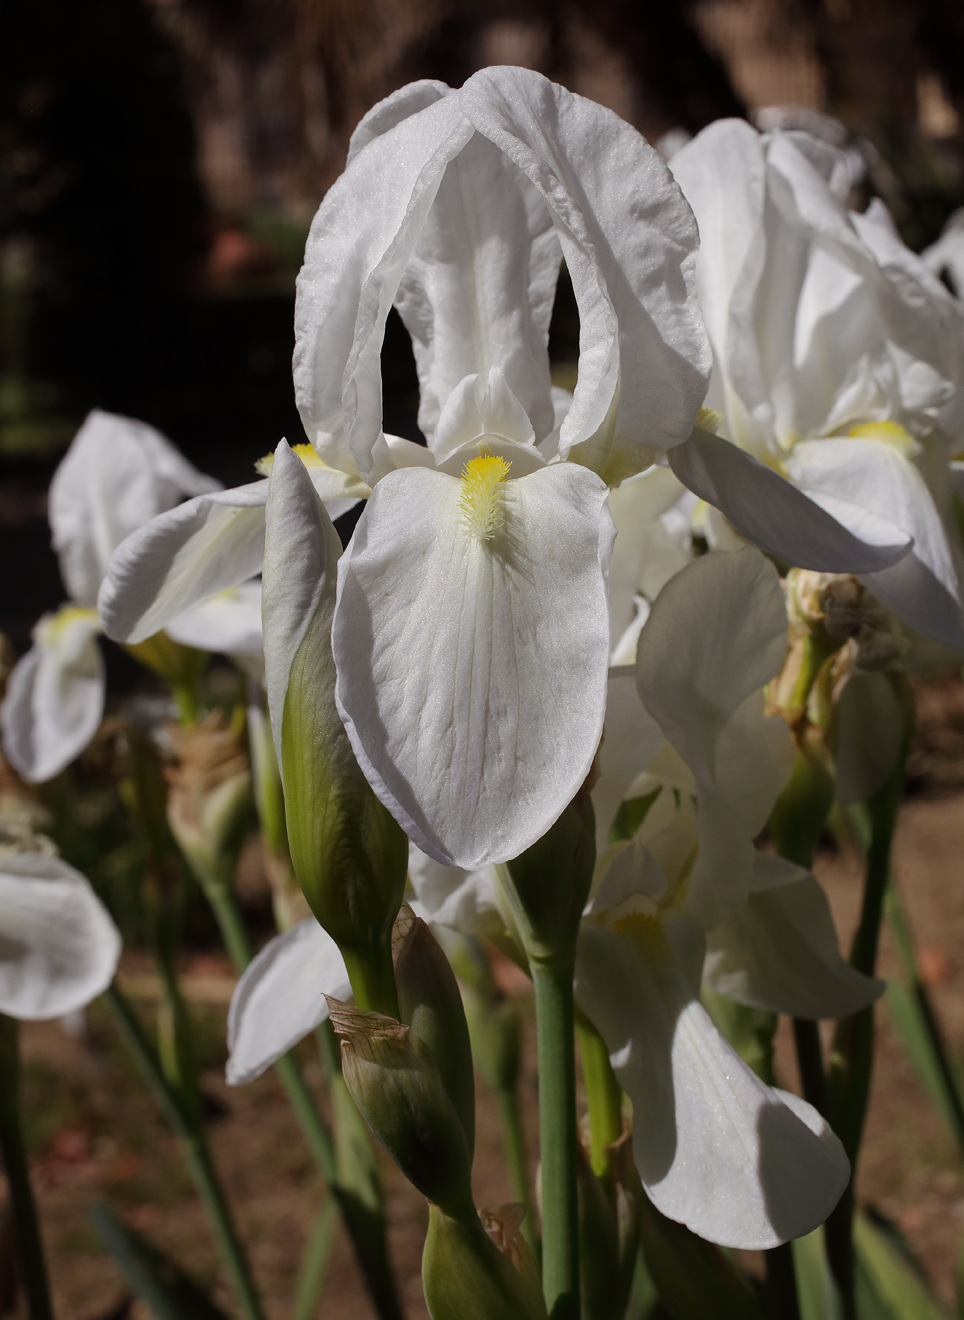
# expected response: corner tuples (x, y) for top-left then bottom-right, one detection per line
(49, 410), (220, 607)
(0, 851), (121, 1019)
(668, 429), (911, 574)
(295, 95), (474, 479)
(226, 918), (351, 1085)
(786, 437), (964, 647)
(407, 843), (501, 937)
(461, 65), (710, 483)
(165, 580), (264, 656)
(576, 916), (849, 1248)
(261, 441), (343, 775)
(98, 482), (269, 645)
(394, 130), (560, 447)
(704, 854), (883, 1019)
(333, 462), (615, 867)
(591, 666), (663, 855)
(1, 608), (104, 783)
(923, 207), (964, 302)
(714, 690), (795, 836)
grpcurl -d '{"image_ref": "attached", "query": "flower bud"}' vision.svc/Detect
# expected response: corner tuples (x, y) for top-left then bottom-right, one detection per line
(393, 906), (476, 1157)
(264, 441), (407, 1014)
(165, 711), (253, 892)
(327, 999), (473, 1214)
(479, 1204), (542, 1294)
(422, 1204), (548, 1320)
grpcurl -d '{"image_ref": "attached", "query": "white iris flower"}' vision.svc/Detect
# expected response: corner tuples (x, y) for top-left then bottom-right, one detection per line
(666, 120), (964, 649)
(1, 411), (265, 783)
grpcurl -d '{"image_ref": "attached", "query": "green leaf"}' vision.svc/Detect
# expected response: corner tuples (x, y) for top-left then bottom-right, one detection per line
(854, 1211), (949, 1320)
(791, 1226), (843, 1320)
(885, 980), (964, 1148)
(89, 1202), (229, 1320)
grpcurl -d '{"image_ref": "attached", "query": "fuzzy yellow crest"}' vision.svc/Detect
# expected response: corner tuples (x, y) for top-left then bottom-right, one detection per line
(255, 443), (323, 476)
(458, 454), (512, 540)
(847, 420), (919, 457)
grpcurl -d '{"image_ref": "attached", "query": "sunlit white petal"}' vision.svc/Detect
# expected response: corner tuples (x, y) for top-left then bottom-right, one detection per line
(226, 918), (351, 1085)
(166, 580), (264, 657)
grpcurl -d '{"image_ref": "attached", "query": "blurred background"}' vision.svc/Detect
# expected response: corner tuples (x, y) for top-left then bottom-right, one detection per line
(4, 0), (964, 647)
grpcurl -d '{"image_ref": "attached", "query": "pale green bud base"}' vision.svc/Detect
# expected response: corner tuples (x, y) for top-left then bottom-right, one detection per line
(423, 1204), (549, 1320)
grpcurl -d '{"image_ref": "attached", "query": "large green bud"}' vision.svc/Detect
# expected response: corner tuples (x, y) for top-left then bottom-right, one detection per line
(263, 441), (407, 1015)
(423, 1205), (548, 1320)
(327, 1000), (474, 1216)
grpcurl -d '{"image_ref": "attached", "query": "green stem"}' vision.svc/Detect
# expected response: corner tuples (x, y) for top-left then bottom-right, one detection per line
(292, 1197), (338, 1320)
(203, 882), (253, 972)
(576, 1019), (622, 1180)
(172, 683), (198, 727)
(341, 942), (400, 1020)
(531, 958), (580, 1320)
(103, 986), (264, 1320)
(763, 1242), (800, 1320)
(0, 1016), (54, 1320)
(886, 887), (964, 1156)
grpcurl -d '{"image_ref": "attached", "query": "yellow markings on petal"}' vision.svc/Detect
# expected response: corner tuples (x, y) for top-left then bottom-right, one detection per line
(255, 443), (323, 476)
(695, 406), (724, 434)
(458, 453), (512, 541)
(847, 420), (920, 457)
(37, 606), (99, 645)
(612, 911), (672, 972)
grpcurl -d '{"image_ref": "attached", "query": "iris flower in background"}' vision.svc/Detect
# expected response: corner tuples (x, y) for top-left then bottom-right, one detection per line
(575, 547), (881, 1248)
(0, 832), (120, 1020)
(1, 411), (263, 782)
(668, 120), (964, 649)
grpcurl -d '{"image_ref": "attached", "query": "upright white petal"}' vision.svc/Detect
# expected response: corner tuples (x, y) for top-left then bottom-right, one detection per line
(576, 917), (849, 1249)
(0, 852), (121, 1019)
(333, 461), (615, 867)
(668, 429), (911, 574)
(461, 66), (710, 483)
(226, 918), (351, 1085)
(348, 79), (452, 161)
(1, 607), (104, 783)
(704, 854), (883, 1019)
(394, 131), (560, 447)
(295, 95), (474, 479)
(98, 483), (269, 644)
(166, 580), (264, 657)
(49, 410), (220, 606)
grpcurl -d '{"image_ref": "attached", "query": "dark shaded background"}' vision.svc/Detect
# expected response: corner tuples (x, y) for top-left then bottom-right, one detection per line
(3, 0), (964, 649)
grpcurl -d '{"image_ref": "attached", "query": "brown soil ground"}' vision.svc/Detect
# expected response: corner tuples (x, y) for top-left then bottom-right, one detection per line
(7, 672), (964, 1318)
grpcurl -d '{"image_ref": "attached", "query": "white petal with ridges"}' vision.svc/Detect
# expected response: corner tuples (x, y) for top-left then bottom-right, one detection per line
(461, 66), (710, 483)
(0, 852), (121, 1019)
(226, 918), (351, 1085)
(575, 918), (849, 1248)
(98, 482), (270, 644)
(407, 844), (501, 937)
(333, 462), (615, 867)
(1, 607), (104, 783)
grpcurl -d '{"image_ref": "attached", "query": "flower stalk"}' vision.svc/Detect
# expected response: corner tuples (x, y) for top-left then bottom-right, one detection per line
(0, 1014), (54, 1320)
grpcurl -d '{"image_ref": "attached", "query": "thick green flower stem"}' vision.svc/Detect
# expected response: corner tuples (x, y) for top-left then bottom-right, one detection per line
(342, 942), (401, 1020)
(0, 1015), (54, 1320)
(104, 985), (265, 1320)
(824, 710), (911, 1320)
(576, 1020), (622, 1182)
(531, 957), (581, 1320)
